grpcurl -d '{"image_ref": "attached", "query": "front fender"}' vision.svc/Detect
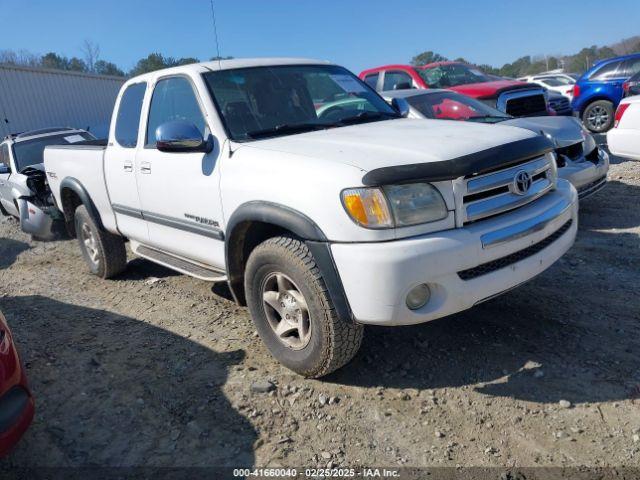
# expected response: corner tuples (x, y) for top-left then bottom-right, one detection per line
(225, 201), (353, 321)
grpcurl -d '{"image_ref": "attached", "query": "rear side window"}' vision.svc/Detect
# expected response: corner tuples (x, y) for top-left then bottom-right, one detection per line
(146, 77), (207, 147)
(363, 73), (379, 90)
(383, 71), (413, 90)
(115, 83), (147, 148)
(589, 61), (623, 81)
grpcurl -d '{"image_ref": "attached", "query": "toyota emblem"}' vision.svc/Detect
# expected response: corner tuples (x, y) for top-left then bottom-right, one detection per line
(513, 170), (532, 195)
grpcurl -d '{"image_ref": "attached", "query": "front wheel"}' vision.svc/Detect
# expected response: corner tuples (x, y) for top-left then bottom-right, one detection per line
(244, 236), (363, 378)
(74, 205), (127, 279)
(582, 100), (614, 133)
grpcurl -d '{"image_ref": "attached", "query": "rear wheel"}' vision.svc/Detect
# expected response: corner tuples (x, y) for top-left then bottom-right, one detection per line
(582, 100), (614, 133)
(74, 205), (127, 279)
(245, 236), (363, 378)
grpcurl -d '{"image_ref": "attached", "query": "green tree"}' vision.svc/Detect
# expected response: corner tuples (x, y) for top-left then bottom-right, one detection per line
(68, 57), (87, 72)
(95, 60), (125, 76)
(41, 52), (69, 70)
(410, 51), (447, 66)
(129, 53), (169, 76)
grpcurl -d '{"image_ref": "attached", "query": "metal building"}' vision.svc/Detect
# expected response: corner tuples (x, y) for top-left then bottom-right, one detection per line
(0, 64), (125, 139)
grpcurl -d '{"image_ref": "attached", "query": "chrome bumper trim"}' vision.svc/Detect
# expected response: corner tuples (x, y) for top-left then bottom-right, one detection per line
(481, 200), (571, 249)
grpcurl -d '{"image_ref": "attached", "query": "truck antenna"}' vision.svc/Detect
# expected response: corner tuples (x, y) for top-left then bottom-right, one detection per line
(209, 0), (223, 70)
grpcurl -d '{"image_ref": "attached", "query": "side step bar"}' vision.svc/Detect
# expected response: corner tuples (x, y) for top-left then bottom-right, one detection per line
(133, 244), (227, 282)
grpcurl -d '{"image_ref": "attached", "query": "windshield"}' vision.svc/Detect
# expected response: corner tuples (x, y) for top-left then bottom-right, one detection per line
(417, 63), (491, 88)
(406, 91), (511, 123)
(203, 64), (398, 141)
(12, 132), (93, 171)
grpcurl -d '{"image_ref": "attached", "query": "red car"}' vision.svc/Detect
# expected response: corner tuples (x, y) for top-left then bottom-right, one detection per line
(0, 310), (34, 457)
(359, 62), (549, 117)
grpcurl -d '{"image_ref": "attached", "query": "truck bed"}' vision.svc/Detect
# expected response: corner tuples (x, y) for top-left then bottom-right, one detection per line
(44, 144), (118, 233)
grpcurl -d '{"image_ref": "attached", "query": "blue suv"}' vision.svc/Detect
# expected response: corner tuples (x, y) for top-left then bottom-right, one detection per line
(572, 53), (640, 132)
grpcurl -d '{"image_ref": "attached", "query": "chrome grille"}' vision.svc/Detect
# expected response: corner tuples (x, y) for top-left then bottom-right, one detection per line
(462, 155), (554, 224)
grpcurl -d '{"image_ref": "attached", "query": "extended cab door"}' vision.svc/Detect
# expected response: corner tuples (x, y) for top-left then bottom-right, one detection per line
(103, 82), (149, 241)
(135, 74), (225, 268)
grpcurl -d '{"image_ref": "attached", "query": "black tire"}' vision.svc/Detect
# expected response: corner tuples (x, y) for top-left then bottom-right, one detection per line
(74, 205), (127, 279)
(245, 236), (363, 378)
(582, 100), (614, 133)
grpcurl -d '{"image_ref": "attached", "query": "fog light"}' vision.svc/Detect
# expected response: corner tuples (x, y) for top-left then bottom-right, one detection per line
(406, 284), (431, 310)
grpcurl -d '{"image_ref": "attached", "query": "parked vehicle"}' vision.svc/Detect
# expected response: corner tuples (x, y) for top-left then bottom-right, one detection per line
(0, 310), (34, 457)
(518, 73), (577, 100)
(623, 71), (640, 97)
(44, 58), (578, 377)
(382, 89), (609, 199)
(607, 96), (640, 160)
(359, 62), (549, 117)
(0, 127), (95, 239)
(572, 53), (640, 133)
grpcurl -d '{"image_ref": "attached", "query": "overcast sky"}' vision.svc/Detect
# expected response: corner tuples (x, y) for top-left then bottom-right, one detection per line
(2, 0), (639, 73)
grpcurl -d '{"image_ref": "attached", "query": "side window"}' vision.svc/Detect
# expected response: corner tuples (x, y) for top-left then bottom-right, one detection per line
(383, 71), (413, 91)
(363, 73), (379, 90)
(0, 144), (10, 169)
(146, 77), (207, 147)
(590, 61), (622, 81)
(115, 82), (147, 148)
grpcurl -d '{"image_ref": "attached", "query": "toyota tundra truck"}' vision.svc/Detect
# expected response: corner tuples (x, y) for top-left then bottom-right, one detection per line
(44, 58), (578, 378)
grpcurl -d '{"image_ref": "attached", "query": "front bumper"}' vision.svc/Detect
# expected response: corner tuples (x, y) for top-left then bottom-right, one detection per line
(558, 148), (609, 199)
(332, 180), (578, 326)
(17, 198), (62, 240)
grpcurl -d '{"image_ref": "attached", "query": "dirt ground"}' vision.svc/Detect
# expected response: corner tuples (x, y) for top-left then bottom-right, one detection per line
(0, 140), (638, 471)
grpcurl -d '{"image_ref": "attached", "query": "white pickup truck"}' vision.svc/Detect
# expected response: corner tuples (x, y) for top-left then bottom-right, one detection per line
(44, 58), (578, 377)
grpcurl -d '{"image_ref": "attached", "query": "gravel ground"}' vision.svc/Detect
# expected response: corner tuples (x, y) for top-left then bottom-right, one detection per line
(0, 141), (638, 470)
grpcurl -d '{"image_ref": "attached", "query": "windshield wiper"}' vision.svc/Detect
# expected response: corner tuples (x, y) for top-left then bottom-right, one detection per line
(337, 111), (400, 125)
(245, 123), (329, 139)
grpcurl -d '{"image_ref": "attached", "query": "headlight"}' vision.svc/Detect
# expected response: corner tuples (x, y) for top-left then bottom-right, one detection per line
(342, 183), (447, 229)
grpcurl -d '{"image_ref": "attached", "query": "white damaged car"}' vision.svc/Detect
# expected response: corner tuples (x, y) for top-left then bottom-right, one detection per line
(376, 89), (609, 199)
(0, 127), (95, 239)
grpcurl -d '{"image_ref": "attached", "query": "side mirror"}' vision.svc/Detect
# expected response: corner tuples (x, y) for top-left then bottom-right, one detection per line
(393, 82), (412, 90)
(391, 97), (411, 118)
(156, 120), (213, 153)
(0, 163), (10, 174)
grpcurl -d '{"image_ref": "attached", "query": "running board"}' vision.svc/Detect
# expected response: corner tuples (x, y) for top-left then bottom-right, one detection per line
(133, 244), (227, 282)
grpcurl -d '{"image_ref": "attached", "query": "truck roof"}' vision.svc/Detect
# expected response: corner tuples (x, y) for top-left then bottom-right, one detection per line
(127, 57), (332, 83)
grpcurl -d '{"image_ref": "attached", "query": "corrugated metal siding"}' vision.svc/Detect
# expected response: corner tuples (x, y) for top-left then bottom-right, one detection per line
(0, 65), (125, 139)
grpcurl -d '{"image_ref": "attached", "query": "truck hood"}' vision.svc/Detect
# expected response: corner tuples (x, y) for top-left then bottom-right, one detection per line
(239, 118), (538, 173)
(450, 80), (538, 99)
(501, 116), (583, 148)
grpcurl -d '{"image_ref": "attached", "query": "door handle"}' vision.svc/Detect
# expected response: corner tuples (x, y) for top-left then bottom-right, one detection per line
(123, 161), (133, 172)
(140, 162), (152, 174)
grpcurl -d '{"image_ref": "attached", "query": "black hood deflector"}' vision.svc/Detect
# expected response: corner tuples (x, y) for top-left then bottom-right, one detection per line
(361, 135), (554, 186)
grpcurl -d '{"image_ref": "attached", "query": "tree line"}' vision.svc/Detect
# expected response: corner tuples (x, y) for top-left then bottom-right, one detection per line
(2, 35), (639, 79)
(0, 40), (232, 78)
(412, 35), (640, 77)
